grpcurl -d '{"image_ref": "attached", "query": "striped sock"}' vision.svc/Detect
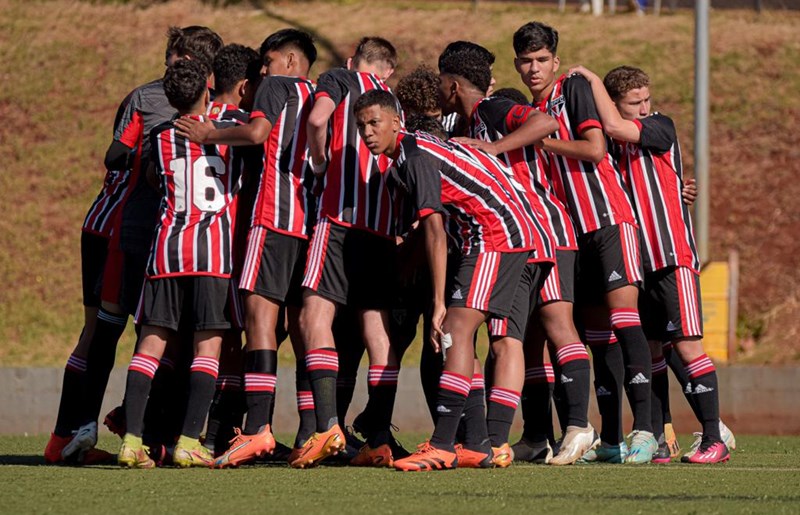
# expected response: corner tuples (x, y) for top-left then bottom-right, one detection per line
(84, 309), (127, 425)
(182, 356), (220, 439)
(123, 353), (160, 437)
(295, 363), (316, 447)
(361, 365), (399, 445)
(651, 356), (669, 440)
(243, 350), (277, 434)
(54, 353), (88, 437)
(587, 331), (625, 445)
(487, 387), (521, 447)
(462, 374), (490, 448)
(610, 309), (653, 433)
(430, 371), (471, 450)
(306, 348), (339, 432)
(556, 342), (591, 428)
(521, 365), (554, 441)
(684, 354), (721, 441)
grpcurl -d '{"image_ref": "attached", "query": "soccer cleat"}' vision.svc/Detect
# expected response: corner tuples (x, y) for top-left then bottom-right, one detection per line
(664, 423), (681, 458)
(721, 421), (736, 451)
(491, 443), (514, 468)
(44, 433), (71, 464)
(173, 436), (214, 468)
(118, 434), (155, 469)
(350, 443), (394, 467)
(511, 436), (553, 464)
(213, 425), (276, 468)
(289, 424), (346, 469)
(455, 443), (494, 468)
(578, 441), (629, 464)
(103, 405), (126, 438)
(625, 430), (658, 464)
(686, 439), (730, 464)
(255, 440), (293, 463)
(393, 441), (457, 472)
(651, 441), (672, 464)
(550, 425), (597, 466)
(61, 421), (98, 461)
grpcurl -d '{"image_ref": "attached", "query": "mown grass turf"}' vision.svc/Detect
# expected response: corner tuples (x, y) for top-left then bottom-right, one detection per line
(1, 434), (798, 514)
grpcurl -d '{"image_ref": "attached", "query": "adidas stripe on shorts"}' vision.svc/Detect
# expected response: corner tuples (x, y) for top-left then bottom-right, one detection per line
(448, 250), (531, 318)
(639, 265), (704, 340)
(576, 222), (643, 304)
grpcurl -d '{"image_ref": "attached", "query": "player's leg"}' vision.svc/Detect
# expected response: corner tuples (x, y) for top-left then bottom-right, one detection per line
(334, 307), (367, 456)
(204, 329), (244, 456)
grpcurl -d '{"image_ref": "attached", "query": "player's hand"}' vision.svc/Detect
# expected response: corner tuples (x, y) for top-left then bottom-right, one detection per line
(567, 65), (598, 83)
(430, 301), (446, 353)
(451, 137), (499, 156)
(682, 178), (697, 205)
(175, 116), (214, 143)
(310, 156), (327, 177)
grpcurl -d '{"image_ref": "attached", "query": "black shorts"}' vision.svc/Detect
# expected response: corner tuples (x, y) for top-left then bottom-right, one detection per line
(640, 266), (704, 341)
(239, 226), (307, 307)
(448, 250), (530, 318)
(119, 251), (149, 316)
(576, 222), (643, 304)
(488, 262), (550, 341)
(538, 249), (577, 305)
(81, 231), (109, 307)
(135, 276), (232, 332)
(302, 219), (396, 310)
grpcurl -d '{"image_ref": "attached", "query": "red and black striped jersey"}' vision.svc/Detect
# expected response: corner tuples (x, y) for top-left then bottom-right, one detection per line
(534, 75), (636, 236)
(391, 132), (553, 259)
(146, 116), (242, 278)
(469, 96), (578, 250)
(612, 113), (700, 273)
(316, 69), (396, 238)
(248, 76), (317, 238)
(114, 79), (177, 253)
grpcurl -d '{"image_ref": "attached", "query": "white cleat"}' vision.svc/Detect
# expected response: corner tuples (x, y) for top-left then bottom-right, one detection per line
(61, 421), (98, 461)
(549, 424), (597, 466)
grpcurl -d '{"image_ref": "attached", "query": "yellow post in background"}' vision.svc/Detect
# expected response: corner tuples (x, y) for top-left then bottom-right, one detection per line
(699, 251), (739, 363)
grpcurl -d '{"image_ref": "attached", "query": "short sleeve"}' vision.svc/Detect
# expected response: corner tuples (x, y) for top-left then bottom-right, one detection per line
(403, 153), (445, 220)
(251, 77), (292, 126)
(637, 113), (677, 154)
(315, 68), (351, 106)
(562, 75), (602, 135)
(114, 88), (144, 148)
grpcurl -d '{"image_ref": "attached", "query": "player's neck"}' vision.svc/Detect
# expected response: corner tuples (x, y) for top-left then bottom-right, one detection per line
(180, 101), (208, 118)
(213, 93), (239, 107)
(459, 90), (484, 118)
(531, 81), (556, 104)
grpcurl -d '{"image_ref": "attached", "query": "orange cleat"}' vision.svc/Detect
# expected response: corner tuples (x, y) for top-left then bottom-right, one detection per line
(350, 444), (394, 467)
(455, 443), (494, 468)
(491, 443), (514, 468)
(394, 441), (457, 472)
(213, 425), (276, 468)
(44, 433), (71, 464)
(289, 425), (346, 469)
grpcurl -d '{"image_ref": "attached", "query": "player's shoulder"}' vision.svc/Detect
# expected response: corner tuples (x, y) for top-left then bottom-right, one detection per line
(562, 73), (591, 94)
(217, 108), (249, 124)
(319, 67), (350, 82)
(151, 118), (175, 137)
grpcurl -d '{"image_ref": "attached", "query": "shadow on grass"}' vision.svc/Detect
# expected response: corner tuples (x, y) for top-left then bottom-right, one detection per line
(0, 455), (46, 466)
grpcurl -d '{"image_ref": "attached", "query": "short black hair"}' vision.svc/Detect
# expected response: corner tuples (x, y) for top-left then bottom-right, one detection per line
(213, 44), (260, 95)
(395, 64), (440, 116)
(405, 114), (447, 140)
(439, 41), (495, 67)
(172, 26), (224, 76)
(352, 36), (398, 69)
(353, 89), (399, 117)
(259, 28), (317, 67)
(513, 21), (559, 55)
(164, 59), (208, 112)
(491, 87), (529, 105)
(438, 43), (493, 94)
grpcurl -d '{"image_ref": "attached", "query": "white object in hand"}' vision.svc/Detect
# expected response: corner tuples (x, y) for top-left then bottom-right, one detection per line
(441, 333), (453, 361)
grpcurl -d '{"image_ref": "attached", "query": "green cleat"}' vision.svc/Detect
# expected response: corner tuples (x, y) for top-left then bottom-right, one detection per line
(118, 434), (155, 469)
(625, 430), (658, 464)
(173, 436), (214, 468)
(577, 441), (628, 463)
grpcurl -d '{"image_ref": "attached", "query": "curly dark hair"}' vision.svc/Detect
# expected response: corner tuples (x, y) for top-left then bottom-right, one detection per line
(603, 65), (650, 101)
(164, 59), (208, 112)
(437, 43), (492, 94)
(259, 28), (317, 66)
(213, 44), (260, 95)
(395, 64), (441, 116)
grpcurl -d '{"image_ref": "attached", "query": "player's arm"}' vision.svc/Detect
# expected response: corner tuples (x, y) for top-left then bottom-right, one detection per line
(421, 211), (447, 351)
(175, 116), (272, 146)
(105, 96), (145, 170)
(568, 66), (642, 144)
(453, 102), (558, 155)
(306, 96), (336, 176)
(540, 126), (606, 164)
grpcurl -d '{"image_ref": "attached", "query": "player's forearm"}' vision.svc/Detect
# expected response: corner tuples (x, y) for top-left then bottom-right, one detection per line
(585, 77), (641, 144)
(204, 122), (270, 146)
(307, 97), (336, 162)
(494, 113), (559, 154)
(541, 136), (605, 164)
(423, 213), (447, 309)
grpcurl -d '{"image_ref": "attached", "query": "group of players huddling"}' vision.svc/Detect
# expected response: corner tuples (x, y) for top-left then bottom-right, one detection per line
(45, 20), (735, 471)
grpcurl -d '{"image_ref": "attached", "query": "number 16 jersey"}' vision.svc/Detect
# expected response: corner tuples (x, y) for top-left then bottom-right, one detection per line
(146, 115), (242, 279)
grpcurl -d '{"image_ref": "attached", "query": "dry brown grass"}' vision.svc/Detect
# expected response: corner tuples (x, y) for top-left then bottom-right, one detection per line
(1, 0), (798, 365)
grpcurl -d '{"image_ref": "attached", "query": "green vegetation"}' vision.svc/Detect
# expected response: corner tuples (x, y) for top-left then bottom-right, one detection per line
(1, 434), (799, 514)
(1, 1), (798, 366)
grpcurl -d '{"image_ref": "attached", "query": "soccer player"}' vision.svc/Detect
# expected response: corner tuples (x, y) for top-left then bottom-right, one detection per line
(514, 21), (657, 463)
(352, 89), (551, 472)
(175, 28), (319, 467)
(288, 37), (401, 469)
(441, 42), (596, 466)
(52, 27), (223, 463)
(567, 64), (733, 463)
(118, 59), (241, 469)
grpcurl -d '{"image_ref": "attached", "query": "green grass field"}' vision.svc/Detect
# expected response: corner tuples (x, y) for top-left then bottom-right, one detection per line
(2, 434), (798, 514)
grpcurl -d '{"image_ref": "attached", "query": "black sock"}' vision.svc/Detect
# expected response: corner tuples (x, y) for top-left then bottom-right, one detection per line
(684, 354), (721, 440)
(651, 356), (669, 441)
(664, 342), (702, 420)
(54, 353), (88, 436)
(123, 354), (159, 437)
(243, 349), (277, 434)
(420, 340), (444, 423)
(336, 376), (357, 425)
(555, 343), (591, 428)
(205, 377), (243, 453)
(610, 309), (653, 433)
(430, 371), (470, 450)
(520, 366), (553, 442)
(83, 309), (127, 424)
(295, 364), (316, 447)
(363, 366), (399, 446)
(486, 387), (520, 447)
(306, 348), (339, 432)
(181, 357), (219, 439)
(588, 334), (624, 444)
(461, 374), (489, 448)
